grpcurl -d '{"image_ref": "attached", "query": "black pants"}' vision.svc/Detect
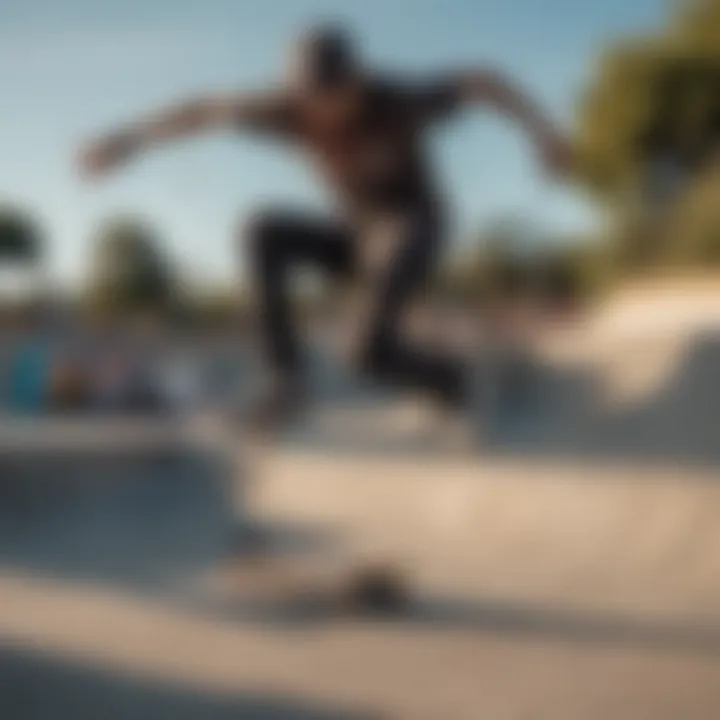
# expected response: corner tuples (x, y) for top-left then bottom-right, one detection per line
(246, 205), (464, 407)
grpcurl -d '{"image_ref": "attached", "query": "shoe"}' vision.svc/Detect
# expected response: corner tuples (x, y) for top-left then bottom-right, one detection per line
(244, 377), (308, 436)
(436, 407), (482, 455)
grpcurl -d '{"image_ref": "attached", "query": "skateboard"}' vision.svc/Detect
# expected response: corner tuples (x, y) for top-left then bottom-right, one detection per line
(189, 407), (412, 617)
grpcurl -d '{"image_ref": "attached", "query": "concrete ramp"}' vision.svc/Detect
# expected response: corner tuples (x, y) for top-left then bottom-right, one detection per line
(246, 314), (720, 622)
(1, 292), (720, 719)
(251, 448), (720, 620)
(0, 440), (233, 592)
(501, 327), (720, 465)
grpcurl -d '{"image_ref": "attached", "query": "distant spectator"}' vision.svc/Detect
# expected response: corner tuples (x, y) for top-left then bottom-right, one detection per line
(8, 339), (51, 414)
(47, 352), (91, 412)
(7, 302), (56, 414)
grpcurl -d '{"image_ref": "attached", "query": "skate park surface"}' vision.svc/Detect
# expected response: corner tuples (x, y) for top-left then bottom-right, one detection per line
(1, 284), (720, 720)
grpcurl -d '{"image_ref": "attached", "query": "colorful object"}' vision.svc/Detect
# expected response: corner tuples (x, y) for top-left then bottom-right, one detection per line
(8, 342), (51, 413)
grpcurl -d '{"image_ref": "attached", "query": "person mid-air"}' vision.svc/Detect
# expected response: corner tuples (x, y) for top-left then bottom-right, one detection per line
(79, 24), (573, 435)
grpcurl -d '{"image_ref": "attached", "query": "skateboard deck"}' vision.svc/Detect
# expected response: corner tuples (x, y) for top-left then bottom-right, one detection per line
(186, 407), (413, 617)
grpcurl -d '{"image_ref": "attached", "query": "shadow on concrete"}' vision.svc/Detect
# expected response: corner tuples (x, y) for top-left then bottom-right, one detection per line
(496, 330), (720, 468)
(0, 452), (338, 596)
(217, 590), (720, 658)
(0, 643), (376, 720)
(0, 452), (231, 591)
(406, 595), (720, 656)
(278, 330), (720, 469)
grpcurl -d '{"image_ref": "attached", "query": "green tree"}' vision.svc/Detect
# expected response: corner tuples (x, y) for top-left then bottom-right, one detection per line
(191, 285), (251, 329)
(85, 216), (177, 316)
(0, 206), (42, 263)
(576, 0), (720, 269)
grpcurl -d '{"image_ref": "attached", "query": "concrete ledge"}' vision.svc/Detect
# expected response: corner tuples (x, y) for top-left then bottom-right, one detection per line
(0, 416), (194, 455)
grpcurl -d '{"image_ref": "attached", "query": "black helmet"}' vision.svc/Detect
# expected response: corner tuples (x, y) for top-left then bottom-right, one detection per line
(287, 24), (359, 92)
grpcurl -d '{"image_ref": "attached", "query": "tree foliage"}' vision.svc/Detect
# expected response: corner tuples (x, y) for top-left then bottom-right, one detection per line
(440, 217), (610, 309)
(85, 216), (177, 316)
(0, 206), (42, 263)
(576, 0), (720, 269)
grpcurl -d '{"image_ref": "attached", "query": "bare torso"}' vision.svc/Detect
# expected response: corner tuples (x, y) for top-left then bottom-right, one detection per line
(255, 76), (460, 216)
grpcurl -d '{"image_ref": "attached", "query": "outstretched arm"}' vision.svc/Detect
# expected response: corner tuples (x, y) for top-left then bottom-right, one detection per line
(419, 69), (574, 177)
(78, 92), (293, 178)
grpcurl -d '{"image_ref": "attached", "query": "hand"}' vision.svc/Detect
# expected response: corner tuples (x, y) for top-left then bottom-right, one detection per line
(78, 130), (139, 179)
(539, 132), (575, 180)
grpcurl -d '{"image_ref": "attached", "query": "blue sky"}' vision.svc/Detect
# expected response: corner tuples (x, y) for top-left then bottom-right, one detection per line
(1, 0), (667, 290)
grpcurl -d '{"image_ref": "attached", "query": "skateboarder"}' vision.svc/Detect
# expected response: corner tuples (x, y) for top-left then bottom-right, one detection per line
(79, 24), (573, 434)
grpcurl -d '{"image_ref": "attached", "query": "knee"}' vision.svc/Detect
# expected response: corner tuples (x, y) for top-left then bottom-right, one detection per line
(353, 331), (393, 379)
(241, 209), (285, 268)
